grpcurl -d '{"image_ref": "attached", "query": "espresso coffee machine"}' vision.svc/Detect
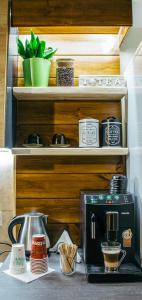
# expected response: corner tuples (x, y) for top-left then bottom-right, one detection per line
(81, 175), (142, 282)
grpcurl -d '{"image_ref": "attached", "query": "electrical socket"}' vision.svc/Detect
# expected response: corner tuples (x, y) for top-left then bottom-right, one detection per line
(0, 211), (2, 226)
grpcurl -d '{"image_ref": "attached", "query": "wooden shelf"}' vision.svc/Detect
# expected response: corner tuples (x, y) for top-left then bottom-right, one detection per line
(13, 87), (127, 101)
(12, 147), (128, 156)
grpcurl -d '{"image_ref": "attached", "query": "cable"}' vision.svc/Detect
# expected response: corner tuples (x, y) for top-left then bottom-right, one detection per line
(0, 242), (11, 247)
(0, 242), (12, 257)
(0, 250), (11, 256)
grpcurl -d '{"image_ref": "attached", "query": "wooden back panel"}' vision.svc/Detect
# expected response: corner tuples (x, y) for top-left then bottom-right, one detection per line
(16, 100), (121, 147)
(16, 100), (125, 246)
(12, 0), (132, 26)
(14, 33), (120, 87)
(16, 155), (125, 246)
(15, 32), (125, 245)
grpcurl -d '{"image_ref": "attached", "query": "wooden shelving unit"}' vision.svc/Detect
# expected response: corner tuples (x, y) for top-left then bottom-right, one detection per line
(13, 86), (128, 156)
(12, 147), (128, 156)
(13, 86), (127, 101)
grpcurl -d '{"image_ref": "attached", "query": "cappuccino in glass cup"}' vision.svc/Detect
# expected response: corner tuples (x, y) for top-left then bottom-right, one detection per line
(101, 242), (126, 272)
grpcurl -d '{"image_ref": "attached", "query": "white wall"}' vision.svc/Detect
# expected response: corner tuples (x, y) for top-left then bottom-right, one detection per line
(120, 29), (142, 262)
(0, 150), (15, 245)
(132, 0), (142, 27)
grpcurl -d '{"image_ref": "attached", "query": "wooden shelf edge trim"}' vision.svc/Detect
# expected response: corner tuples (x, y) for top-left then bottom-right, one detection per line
(13, 87), (128, 101)
(12, 147), (128, 156)
(18, 26), (120, 35)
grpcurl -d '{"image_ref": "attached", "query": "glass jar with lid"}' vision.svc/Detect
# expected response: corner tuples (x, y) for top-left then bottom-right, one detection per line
(56, 59), (74, 86)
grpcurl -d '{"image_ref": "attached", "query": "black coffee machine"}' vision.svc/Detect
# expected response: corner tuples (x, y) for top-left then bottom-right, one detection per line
(81, 175), (142, 282)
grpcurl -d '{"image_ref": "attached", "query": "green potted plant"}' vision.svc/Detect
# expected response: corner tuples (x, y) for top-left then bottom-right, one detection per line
(17, 31), (57, 87)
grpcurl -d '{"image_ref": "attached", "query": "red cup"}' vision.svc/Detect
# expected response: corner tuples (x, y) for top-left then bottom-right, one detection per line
(31, 234), (47, 259)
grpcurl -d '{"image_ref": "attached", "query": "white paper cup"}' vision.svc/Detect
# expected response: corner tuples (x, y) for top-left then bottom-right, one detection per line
(9, 244), (27, 274)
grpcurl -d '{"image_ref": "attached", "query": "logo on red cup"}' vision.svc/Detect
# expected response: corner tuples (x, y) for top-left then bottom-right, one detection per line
(31, 234), (47, 259)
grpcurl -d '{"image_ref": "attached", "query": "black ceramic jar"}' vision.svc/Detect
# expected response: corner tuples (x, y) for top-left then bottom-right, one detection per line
(101, 117), (122, 147)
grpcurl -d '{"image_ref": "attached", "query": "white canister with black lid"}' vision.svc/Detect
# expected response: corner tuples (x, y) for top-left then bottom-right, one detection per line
(79, 118), (99, 147)
(101, 117), (122, 147)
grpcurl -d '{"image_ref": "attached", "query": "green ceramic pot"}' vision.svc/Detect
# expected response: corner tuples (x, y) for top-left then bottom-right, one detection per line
(30, 58), (51, 87)
(23, 58), (51, 87)
(23, 59), (32, 87)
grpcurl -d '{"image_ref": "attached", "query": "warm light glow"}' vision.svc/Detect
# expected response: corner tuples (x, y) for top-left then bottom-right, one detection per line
(97, 35), (119, 54)
(19, 34), (119, 56)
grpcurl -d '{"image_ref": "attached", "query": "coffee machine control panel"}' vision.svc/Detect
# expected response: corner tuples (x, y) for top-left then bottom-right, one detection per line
(85, 193), (133, 205)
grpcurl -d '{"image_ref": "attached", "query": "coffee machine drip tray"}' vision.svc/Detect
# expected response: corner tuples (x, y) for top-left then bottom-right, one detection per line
(87, 263), (142, 283)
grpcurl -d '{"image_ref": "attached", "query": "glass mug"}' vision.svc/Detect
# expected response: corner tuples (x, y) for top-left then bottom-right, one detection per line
(60, 254), (76, 276)
(101, 242), (126, 273)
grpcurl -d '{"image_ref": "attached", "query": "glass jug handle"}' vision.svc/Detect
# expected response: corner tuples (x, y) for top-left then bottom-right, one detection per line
(118, 249), (126, 267)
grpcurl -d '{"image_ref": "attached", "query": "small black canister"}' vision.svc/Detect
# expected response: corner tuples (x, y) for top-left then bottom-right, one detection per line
(101, 117), (122, 147)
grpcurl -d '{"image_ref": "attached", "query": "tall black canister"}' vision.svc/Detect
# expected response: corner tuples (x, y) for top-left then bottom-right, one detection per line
(101, 116), (122, 147)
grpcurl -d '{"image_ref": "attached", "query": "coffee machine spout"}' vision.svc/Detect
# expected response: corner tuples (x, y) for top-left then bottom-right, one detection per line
(106, 211), (119, 241)
(91, 213), (96, 239)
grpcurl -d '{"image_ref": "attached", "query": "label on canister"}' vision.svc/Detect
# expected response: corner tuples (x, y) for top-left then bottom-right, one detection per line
(79, 118), (99, 147)
(105, 124), (120, 146)
(102, 120), (122, 147)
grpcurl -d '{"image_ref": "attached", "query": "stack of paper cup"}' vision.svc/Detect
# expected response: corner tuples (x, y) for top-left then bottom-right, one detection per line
(30, 234), (48, 274)
(9, 243), (27, 274)
(30, 257), (48, 273)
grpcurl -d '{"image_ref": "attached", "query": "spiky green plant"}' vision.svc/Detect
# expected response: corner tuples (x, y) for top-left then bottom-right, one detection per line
(17, 31), (57, 60)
